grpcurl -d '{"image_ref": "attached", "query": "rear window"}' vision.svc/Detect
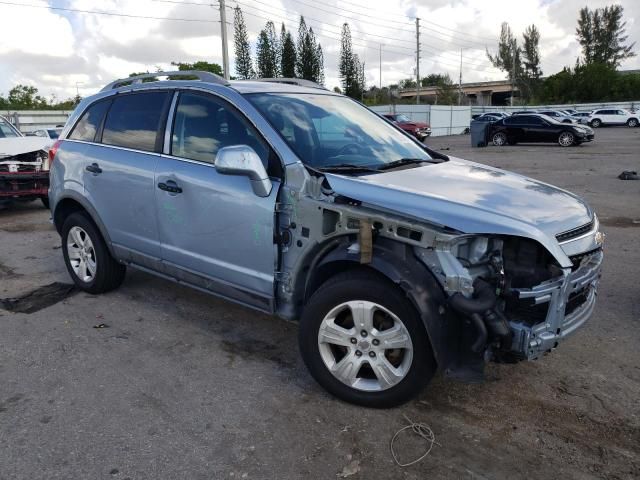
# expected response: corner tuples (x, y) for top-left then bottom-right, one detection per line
(69, 100), (111, 142)
(102, 92), (169, 152)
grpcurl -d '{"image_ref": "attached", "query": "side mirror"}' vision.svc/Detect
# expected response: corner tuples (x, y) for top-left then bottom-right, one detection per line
(214, 145), (272, 197)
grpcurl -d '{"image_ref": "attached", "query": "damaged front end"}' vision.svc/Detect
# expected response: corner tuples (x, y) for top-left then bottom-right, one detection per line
(0, 149), (50, 203)
(419, 230), (603, 368)
(275, 161), (603, 381)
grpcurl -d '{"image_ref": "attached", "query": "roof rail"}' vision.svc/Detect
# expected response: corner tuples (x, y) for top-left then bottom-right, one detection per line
(254, 78), (328, 90)
(101, 70), (230, 92)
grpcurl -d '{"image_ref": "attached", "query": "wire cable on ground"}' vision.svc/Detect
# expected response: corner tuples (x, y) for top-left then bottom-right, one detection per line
(390, 414), (438, 467)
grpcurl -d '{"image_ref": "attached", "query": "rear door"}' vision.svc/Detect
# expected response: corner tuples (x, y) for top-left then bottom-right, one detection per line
(76, 91), (170, 268)
(154, 90), (281, 312)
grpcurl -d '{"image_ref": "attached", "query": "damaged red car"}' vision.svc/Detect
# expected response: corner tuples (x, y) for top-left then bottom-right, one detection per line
(0, 115), (51, 208)
(383, 113), (431, 140)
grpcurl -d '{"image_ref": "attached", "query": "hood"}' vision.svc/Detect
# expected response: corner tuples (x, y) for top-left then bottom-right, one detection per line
(325, 158), (593, 267)
(0, 137), (51, 158)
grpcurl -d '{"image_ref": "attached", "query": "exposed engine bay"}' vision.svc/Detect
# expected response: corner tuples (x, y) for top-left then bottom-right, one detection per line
(274, 165), (603, 378)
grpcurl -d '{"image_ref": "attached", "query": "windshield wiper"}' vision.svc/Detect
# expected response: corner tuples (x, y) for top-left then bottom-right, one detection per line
(376, 158), (431, 171)
(318, 164), (380, 174)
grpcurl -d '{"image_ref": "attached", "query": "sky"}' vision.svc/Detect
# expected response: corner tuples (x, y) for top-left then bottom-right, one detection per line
(0, 0), (638, 101)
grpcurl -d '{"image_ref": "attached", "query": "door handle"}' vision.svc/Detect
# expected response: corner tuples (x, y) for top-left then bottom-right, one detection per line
(85, 163), (102, 174)
(157, 181), (183, 194)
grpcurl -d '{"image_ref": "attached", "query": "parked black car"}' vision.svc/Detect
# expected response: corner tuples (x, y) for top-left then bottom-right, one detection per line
(489, 114), (594, 147)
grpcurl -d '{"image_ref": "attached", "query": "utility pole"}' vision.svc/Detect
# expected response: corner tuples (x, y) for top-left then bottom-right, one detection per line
(219, 0), (230, 80)
(458, 49), (463, 106)
(415, 17), (420, 105)
(510, 45), (516, 106)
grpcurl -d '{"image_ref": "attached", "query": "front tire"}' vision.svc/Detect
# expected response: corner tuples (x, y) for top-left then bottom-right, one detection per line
(61, 212), (126, 294)
(558, 131), (575, 147)
(590, 118), (601, 128)
(627, 118), (639, 128)
(40, 196), (49, 209)
(299, 270), (436, 408)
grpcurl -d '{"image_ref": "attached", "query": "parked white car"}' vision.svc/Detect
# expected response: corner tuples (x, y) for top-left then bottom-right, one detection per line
(588, 109), (639, 128)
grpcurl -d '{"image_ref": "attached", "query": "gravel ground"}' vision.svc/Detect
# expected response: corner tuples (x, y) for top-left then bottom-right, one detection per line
(1, 127), (639, 479)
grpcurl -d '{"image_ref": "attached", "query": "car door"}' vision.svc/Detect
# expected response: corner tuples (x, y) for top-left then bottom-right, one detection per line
(154, 90), (281, 312)
(614, 110), (627, 124)
(68, 92), (170, 268)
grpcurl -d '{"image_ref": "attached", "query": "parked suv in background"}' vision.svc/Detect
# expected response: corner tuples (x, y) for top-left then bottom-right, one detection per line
(49, 72), (604, 407)
(382, 113), (431, 140)
(588, 109), (639, 128)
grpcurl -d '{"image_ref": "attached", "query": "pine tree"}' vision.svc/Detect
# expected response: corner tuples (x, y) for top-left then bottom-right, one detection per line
(339, 23), (362, 98)
(576, 5), (635, 67)
(233, 7), (254, 79)
(265, 21), (280, 77)
(521, 24), (542, 100)
(281, 31), (297, 78)
(256, 30), (277, 78)
(314, 44), (325, 85)
(296, 17), (309, 79)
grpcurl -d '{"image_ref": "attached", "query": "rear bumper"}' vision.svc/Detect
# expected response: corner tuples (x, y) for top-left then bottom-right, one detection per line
(508, 248), (603, 360)
(0, 171), (50, 198)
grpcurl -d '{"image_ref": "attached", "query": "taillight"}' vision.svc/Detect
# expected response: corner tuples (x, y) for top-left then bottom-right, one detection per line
(48, 140), (62, 170)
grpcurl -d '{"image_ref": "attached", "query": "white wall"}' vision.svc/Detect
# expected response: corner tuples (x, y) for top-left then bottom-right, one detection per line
(2, 110), (72, 133)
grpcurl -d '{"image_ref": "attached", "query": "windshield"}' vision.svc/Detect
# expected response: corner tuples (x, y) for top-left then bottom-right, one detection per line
(0, 118), (21, 138)
(47, 129), (61, 139)
(246, 93), (431, 170)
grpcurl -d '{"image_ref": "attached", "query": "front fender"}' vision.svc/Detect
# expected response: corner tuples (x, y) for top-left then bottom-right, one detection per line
(312, 237), (456, 369)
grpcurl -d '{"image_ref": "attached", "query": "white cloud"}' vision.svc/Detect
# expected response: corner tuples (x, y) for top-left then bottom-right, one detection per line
(0, 0), (638, 99)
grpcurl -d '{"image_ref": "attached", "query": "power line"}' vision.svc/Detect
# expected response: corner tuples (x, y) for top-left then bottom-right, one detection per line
(0, 0), (218, 22)
(291, 0), (413, 28)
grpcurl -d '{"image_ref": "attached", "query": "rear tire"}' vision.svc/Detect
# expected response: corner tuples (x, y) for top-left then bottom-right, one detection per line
(61, 212), (126, 294)
(40, 196), (49, 209)
(492, 132), (507, 146)
(627, 118), (639, 128)
(299, 269), (436, 408)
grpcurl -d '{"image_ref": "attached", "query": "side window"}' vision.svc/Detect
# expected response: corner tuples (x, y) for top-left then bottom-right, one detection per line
(504, 117), (518, 125)
(616, 110), (625, 115)
(102, 92), (169, 152)
(171, 92), (269, 167)
(69, 100), (111, 142)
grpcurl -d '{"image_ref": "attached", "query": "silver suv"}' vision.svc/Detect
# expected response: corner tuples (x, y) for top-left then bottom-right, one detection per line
(49, 72), (604, 407)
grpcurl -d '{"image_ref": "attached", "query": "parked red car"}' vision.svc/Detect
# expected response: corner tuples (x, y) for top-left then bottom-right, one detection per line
(383, 113), (431, 140)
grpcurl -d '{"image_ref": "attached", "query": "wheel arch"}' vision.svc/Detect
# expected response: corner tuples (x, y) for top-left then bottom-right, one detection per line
(53, 193), (116, 257)
(302, 237), (453, 368)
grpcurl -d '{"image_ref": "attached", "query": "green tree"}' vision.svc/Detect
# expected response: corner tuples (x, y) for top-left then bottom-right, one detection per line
(171, 61), (223, 76)
(487, 22), (522, 83)
(576, 5), (635, 67)
(295, 17), (324, 83)
(233, 6), (254, 79)
(281, 29), (297, 78)
(339, 23), (359, 98)
(265, 21), (280, 77)
(521, 24), (542, 101)
(7, 85), (48, 109)
(256, 28), (278, 78)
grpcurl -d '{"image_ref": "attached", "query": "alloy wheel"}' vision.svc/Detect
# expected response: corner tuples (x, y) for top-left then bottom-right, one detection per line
(67, 226), (97, 283)
(492, 132), (507, 146)
(317, 301), (413, 392)
(559, 132), (575, 147)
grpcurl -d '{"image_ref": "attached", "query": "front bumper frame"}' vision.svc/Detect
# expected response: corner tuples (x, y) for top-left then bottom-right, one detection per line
(509, 248), (603, 359)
